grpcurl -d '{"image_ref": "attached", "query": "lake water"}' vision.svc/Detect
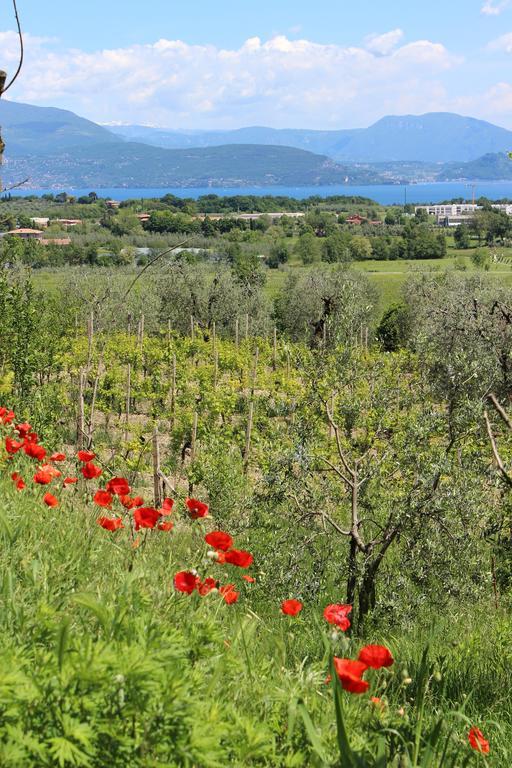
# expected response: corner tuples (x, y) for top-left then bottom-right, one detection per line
(7, 181), (512, 205)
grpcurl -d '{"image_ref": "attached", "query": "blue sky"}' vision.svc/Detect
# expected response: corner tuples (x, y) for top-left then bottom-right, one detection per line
(1, 0), (512, 129)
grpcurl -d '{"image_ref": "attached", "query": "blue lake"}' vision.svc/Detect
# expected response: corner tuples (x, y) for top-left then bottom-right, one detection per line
(7, 181), (512, 205)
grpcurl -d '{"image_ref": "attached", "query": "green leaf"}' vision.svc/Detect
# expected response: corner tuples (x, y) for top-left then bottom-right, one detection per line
(56, 617), (70, 672)
(72, 593), (111, 633)
(298, 702), (329, 766)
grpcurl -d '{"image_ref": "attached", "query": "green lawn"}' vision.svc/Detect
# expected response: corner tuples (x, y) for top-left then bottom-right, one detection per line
(31, 245), (512, 314)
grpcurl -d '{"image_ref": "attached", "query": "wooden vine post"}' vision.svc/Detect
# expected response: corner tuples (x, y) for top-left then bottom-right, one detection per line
(77, 369), (85, 450)
(152, 426), (162, 508)
(125, 363), (131, 441)
(243, 401), (254, 473)
(235, 317), (239, 348)
(273, 327), (278, 371)
(170, 353), (177, 425)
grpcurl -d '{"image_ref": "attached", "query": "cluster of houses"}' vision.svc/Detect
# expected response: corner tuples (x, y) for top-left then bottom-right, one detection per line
(414, 203), (512, 227)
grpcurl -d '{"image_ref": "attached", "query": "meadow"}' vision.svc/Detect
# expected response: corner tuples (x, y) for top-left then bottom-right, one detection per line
(0, 259), (510, 766)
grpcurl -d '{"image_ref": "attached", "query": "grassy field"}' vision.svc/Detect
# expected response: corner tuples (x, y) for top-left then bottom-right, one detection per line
(29, 244), (512, 316)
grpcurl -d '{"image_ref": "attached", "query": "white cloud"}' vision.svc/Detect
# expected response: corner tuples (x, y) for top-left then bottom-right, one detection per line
(0, 31), (462, 129)
(365, 29), (404, 55)
(488, 31), (512, 52)
(481, 0), (511, 15)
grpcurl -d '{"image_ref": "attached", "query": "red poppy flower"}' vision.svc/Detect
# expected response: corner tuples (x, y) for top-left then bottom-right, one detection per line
(5, 437), (23, 454)
(77, 450), (96, 462)
(161, 498), (174, 515)
(0, 408), (15, 424)
(81, 461), (102, 480)
(219, 584), (239, 604)
(323, 604), (353, 631)
(106, 477), (130, 496)
(11, 472), (26, 491)
(223, 549), (254, 568)
(281, 599), (304, 616)
(174, 571), (199, 594)
(33, 470), (53, 485)
(97, 516), (124, 531)
(468, 727), (490, 754)
(50, 452), (66, 462)
(23, 442), (46, 461)
(134, 507), (161, 530)
(39, 463), (62, 479)
(333, 658), (369, 694)
(186, 498), (209, 519)
(158, 521), (174, 531)
(43, 493), (59, 508)
(205, 530), (233, 552)
(132, 495), (144, 507)
(15, 422), (32, 437)
(242, 575), (256, 583)
(197, 577), (218, 596)
(358, 645), (394, 669)
(94, 490), (113, 508)
(63, 477), (78, 485)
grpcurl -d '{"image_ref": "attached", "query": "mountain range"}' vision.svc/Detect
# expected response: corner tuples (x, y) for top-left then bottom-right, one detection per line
(110, 113), (512, 164)
(1, 100), (512, 188)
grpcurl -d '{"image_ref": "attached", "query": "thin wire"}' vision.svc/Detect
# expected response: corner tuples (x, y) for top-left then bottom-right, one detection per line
(3, 0), (24, 93)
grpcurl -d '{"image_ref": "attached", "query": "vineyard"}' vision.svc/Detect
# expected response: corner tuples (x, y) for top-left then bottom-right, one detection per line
(0, 262), (510, 766)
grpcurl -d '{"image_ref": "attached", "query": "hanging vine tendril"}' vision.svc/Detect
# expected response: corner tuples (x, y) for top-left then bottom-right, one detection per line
(2, 0), (24, 95)
(1, 1), (25, 193)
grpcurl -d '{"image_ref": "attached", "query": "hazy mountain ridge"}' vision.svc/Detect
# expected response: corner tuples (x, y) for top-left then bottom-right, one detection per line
(110, 113), (512, 163)
(2, 100), (512, 187)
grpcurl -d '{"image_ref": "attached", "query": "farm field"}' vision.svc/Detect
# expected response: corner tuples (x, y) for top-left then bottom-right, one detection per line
(2, 192), (512, 765)
(0, 260), (511, 765)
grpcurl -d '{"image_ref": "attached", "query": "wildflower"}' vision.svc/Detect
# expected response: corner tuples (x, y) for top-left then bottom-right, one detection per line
(50, 452), (66, 462)
(174, 571), (199, 594)
(370, 696), (386, 709)
(93, 490), (113, 508)
(161, 498), (174, 515)
(38, 464), (61, 479)
(0, 408), (15, 424)
(158, 521), (174, 531)
(63, 477), (78, 486)
(358, 645), (394, 669)
(33, 470), (53, 485)
(106, 477), (130, 496)
(242, 575), (256, 583)
(197, 577), (218, 596)
(15, 422), (32, 437)
(323, 604), (352, 631)
(81, 461), (102, 480)
(281, 599), (303, 616)
(77, 450), (95, 462)
(5, 437), (23, 454)
(132, 495), (144, 507)
(134, 507), (161, 530)
(219, 584), (239, 604)
(204, 530), (233, 552)
(468, 727), (490, 754)
(43, 493), (59, 508)
(223, 549), (254, 568)
(11, 472), (25, 491)
(186, 498), (209, 519)
(23, 442), (46, 461)
(97, 516), (124, 531)
(333, 658), (369, 694)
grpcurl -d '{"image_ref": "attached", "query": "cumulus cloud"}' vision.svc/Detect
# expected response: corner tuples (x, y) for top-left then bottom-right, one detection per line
(365, 29), (404, 55)
(481, 0), (511, 15)
(488, 31), (512, 52)
(0, 32), (462, 128)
